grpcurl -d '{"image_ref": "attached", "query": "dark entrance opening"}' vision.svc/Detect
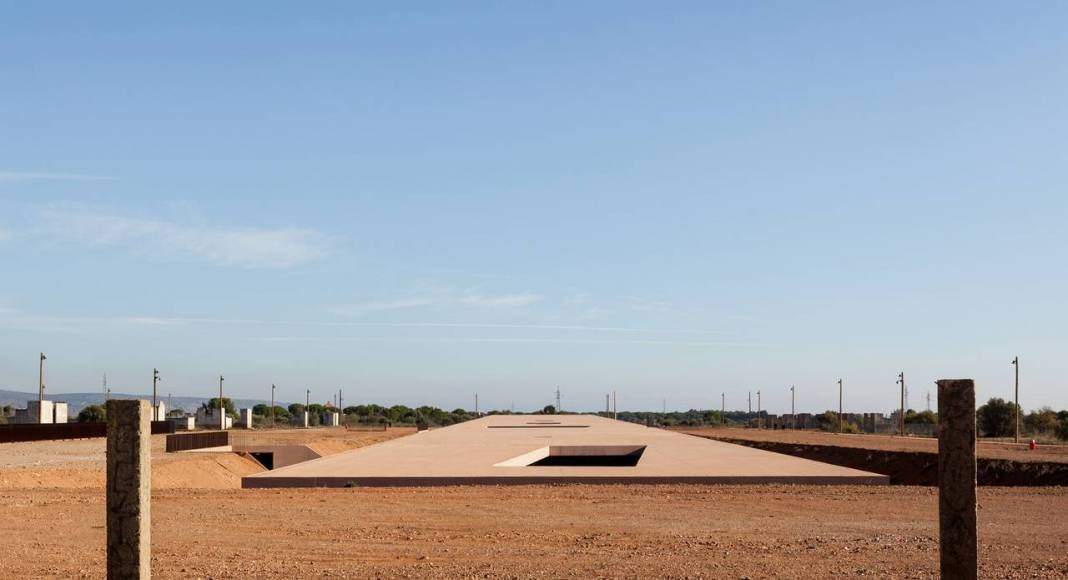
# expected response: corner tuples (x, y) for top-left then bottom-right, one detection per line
(250, 452), (275, 470)
(529, 445), (646, 467)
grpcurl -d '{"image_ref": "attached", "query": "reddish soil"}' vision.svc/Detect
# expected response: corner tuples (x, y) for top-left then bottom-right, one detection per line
(677, 427), (1068, 463)
(0, 427), (413, 490)
(3, 426), (1066, 578)
(678, 427), (1068, 486)
(2, 485), (1067, 578)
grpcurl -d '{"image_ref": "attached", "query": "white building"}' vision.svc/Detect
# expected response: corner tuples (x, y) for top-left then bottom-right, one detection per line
(239, 408), (253, 429)
(195, 407), (232, 429)
(11, 400), (68, 424)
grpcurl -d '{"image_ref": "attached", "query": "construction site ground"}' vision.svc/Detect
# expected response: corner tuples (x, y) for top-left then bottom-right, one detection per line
(2, 425), (1066, 578)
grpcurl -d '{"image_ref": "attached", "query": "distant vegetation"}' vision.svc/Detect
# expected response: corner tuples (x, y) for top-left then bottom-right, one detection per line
(247, 403), (479, 427)
(77, 404), (107, 423)
(54, 393), (1068, 441)
(201, 397), (239, 419)
(976, 398), (1068, 441)
(341, 404), (478, 427)
(613, 409), (725, 427)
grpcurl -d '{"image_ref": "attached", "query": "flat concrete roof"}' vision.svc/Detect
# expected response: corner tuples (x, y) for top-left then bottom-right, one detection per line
(242, 414), (889, 488)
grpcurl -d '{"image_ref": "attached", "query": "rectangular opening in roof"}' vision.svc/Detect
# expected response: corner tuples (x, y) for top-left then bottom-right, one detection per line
(528, 445), (646, 467)
(487, 425), (589, 429)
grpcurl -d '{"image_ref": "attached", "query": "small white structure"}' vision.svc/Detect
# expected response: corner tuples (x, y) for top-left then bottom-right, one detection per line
(52, 402), (68, 424)
(195, 407), (232, 430)
(168, 415), (196, 431)
(239, 408), (253, 429)
(323, 412), (340, 427)
(152, 401), (166, 422)
(302, 411), (309, 428)
(24, 400), (53, 424)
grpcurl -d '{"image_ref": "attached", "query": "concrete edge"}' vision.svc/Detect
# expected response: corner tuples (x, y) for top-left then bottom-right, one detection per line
(240, 474), (890, 489)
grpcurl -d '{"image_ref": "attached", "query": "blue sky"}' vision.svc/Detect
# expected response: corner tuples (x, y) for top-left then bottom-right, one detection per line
(1, 2), (1066, 413)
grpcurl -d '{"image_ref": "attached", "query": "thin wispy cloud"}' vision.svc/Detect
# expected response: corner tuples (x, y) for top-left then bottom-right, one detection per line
(459, 292), (543, 307)
(329, 290), (545, 315)
(622, 295), (671, 312)
(0, 307), (731, 336)
(38, 208), (329, 269)
(255, 336), (757, 347)
(328, 298), (435, 315)
(0, 171), (113, 183)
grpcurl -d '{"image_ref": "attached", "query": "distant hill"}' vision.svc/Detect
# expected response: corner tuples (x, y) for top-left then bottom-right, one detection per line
(0, 389), (273, 416)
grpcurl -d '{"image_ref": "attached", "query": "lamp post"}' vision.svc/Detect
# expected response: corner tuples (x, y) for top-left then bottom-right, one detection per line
(756, 390), (762, 429)
(897, 372), (906, 436)
(721, 392), (725, 425)
(1012, 356), (1020, 444)
(837, 378), (843, 434)
(38, 353), (46, 403)
(152, 368), (161, 421)
(790, 385), (795, 429)
(218, 375), (225, 429)
(270, 384), (276, 427)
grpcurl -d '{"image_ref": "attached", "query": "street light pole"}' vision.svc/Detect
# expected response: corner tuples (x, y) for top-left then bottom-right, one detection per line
(897, 372), (906, 436)
(790, 385), (795, 429)
(152, 368), (160, 421)
(38, 352), (46, 404)
(756, 390), (762, 429)
(1012, 356), (1020, 444)
(721, 392), (725, 425)
(218, 374), (225, 429)
(837, 378), (843, 434)
(747, 391), (752, 428)
(270, 384), (276, 427)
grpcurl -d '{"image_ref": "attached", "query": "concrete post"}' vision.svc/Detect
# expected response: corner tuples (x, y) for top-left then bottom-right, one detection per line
(937, 379), (977, 580)
(106, 399), (151, 579)
(302, 411), (309, 428)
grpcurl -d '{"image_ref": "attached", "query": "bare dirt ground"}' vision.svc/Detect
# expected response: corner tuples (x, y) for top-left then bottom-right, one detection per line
(0, 427), (413, 490)
(2, 426), (1066, 578)
(2, 484), (1067, 578)
(678, 426), (1068, 464)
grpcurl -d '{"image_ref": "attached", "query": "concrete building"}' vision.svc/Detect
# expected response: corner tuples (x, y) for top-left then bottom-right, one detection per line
(862, 413), (887, 433)
(323, 412), (340, 427)
(52, 401), (68, 423)
(245, 414), (889, 488)
(11, 400), (67, 424)
(195, 407), (232, 429)
(168, 415), (196, 431)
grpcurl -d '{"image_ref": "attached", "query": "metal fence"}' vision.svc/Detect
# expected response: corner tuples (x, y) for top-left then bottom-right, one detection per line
(0, 420), (174, 444)
(165, 430), (230, 453)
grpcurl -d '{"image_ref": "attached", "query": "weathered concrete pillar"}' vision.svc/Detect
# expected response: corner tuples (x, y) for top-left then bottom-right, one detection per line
(106, 399), (151, 579)
(302, 411), (309, 428)
(937, 379), (977, 580)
